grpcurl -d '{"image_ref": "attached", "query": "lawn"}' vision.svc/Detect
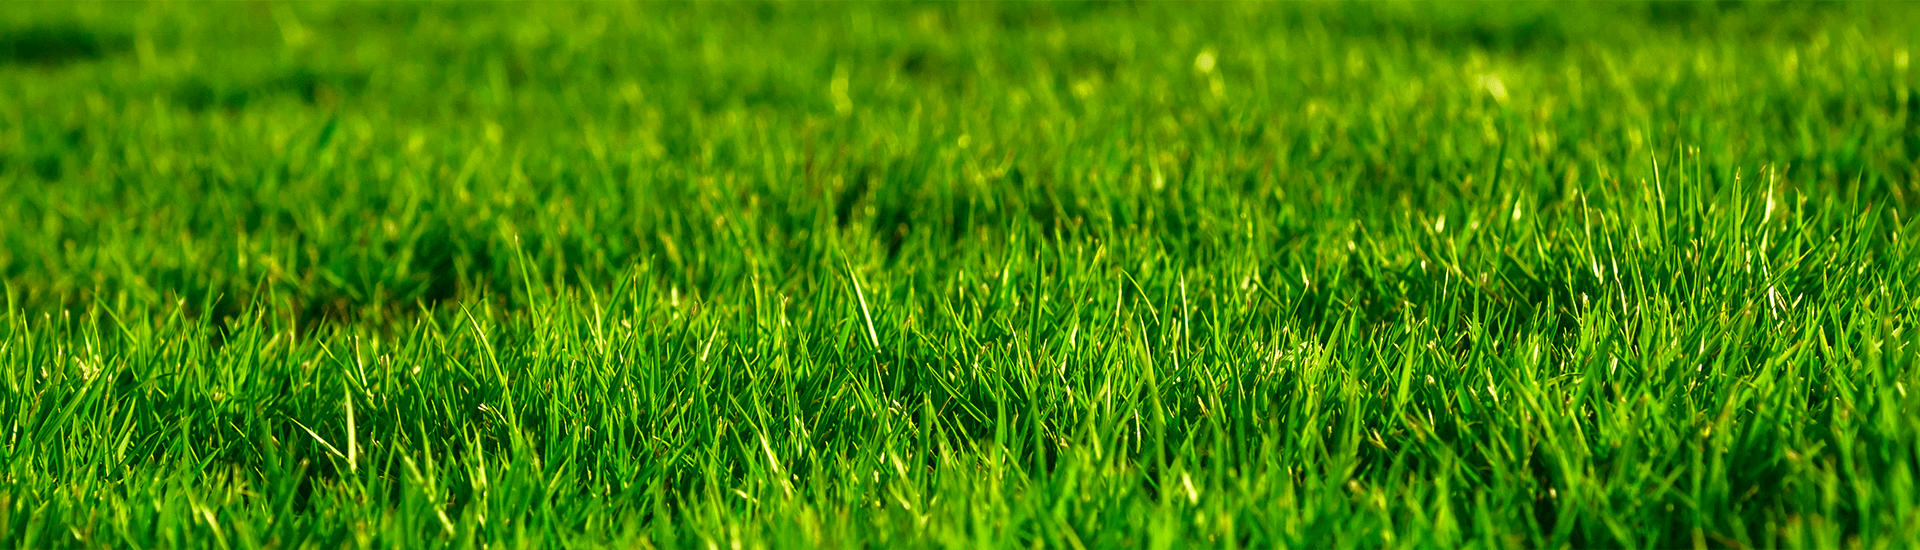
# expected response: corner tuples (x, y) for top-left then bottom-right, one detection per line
(2, 1), (1919, 548)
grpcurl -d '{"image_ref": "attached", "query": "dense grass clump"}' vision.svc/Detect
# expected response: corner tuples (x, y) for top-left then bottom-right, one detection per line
(3, 2), (1919, 548)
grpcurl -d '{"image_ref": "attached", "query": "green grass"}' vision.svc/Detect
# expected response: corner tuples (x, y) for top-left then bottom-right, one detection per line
(3, 1), (1920, 548)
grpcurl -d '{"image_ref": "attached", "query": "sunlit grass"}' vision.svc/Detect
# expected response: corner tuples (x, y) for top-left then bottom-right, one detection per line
(2, 2), (1919, 548)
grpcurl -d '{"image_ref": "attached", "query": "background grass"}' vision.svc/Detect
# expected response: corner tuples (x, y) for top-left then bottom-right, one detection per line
(2, 1), (1919, 548)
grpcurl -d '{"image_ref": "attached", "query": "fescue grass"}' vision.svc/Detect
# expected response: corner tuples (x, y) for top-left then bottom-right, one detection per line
(3, 1), (1920, 548)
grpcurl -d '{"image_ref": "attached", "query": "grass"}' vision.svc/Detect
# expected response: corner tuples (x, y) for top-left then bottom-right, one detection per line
(2, 1), (1919, 548)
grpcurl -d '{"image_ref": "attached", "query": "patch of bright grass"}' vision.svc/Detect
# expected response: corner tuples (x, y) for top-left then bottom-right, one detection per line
(3, 2), (1919, 548)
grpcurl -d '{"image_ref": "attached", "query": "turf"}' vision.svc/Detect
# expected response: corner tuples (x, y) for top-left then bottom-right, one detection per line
(3, 1), (1919, 548)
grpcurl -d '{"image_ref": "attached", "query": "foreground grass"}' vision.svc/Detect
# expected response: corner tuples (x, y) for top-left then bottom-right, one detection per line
(3, 2), (1920, 548)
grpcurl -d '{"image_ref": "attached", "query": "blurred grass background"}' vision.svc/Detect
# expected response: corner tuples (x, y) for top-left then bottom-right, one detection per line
(3, 1), (1912, 324)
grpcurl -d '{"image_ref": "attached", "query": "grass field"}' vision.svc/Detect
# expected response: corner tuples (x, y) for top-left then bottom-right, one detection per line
(3, 2), (1920, 548)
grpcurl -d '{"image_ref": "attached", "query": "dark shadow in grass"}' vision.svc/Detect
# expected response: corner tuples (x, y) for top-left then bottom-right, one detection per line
(1645, 0), (1841, 26)
(991, 1), (1138, 31)
(1322, 3), (1570, 55)
(0, 24), (128, 67)
(173, 68), (370, 112)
